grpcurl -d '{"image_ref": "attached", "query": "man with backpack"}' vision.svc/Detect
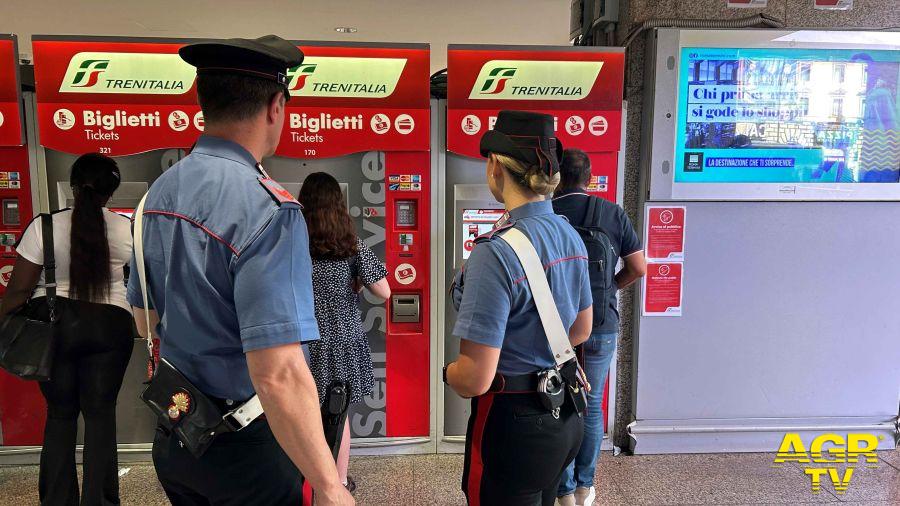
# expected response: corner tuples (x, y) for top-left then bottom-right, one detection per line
(552, 148), (646, 506)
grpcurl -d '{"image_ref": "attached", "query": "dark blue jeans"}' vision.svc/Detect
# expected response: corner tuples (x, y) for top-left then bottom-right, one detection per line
(558, 331), (617, 496)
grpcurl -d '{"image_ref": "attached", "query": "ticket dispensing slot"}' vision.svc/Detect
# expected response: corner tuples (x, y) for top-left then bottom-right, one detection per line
(391, 294), (420, 323)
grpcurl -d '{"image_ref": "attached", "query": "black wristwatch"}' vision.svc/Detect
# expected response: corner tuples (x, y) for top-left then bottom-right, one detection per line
(442, 364), (450, 385)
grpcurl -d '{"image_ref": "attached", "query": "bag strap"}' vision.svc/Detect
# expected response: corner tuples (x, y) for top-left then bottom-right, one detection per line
(134, 193), (152, 357)
(40, 214), (57, 321)
(584, 195), (599, 228)
(500, 227), (575, 368)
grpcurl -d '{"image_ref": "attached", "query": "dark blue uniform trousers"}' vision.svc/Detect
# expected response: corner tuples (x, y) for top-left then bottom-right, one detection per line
(462, 392), (584, 506)
(153, 419), (303, 505)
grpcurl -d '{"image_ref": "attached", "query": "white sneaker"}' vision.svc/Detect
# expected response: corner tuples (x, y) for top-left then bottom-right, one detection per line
(574, 486), (595, 506)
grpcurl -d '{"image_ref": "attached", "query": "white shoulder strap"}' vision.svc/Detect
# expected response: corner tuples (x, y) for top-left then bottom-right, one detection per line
(500, 227), (575, 368)
(135, 192), (152, 355)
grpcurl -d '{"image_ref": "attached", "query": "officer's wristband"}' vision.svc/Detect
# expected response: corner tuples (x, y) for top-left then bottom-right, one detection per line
(442, 364), (450, 385)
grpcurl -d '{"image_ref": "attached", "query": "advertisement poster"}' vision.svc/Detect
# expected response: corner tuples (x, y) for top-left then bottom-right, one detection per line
(643, 262), (684, 317)
(814, 0), (853, 9)
(676, 47), (900, 184)
(646, 206), (686, 261)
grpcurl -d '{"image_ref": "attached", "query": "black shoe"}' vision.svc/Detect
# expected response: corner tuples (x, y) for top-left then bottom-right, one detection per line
(345, 475), (357, 494)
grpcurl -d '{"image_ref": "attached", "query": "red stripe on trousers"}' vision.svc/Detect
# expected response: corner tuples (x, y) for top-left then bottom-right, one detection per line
(301, 480), (312, 506)
(467, 393), (495, 506)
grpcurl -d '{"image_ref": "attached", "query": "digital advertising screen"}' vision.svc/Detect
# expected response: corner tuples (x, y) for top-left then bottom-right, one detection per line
(676, 47), (900, 185)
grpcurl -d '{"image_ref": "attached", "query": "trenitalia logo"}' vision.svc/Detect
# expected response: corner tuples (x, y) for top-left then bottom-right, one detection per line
(287, 63), (318, 91)
(71, 60), (109, 87)
(285, 56), (406, 98)
(469, 60), (604, 101)
(480, 67), (517, 94)
(59, 52), (196, 95)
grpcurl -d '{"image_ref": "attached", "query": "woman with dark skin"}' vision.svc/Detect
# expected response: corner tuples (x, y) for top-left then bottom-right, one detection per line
(0, 153), (134, 506)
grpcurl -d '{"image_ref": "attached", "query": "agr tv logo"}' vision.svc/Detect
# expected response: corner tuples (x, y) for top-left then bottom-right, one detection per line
(774, 433), (882, 494)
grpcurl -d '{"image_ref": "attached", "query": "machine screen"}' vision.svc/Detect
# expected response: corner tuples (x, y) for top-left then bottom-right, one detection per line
(676, 47), (900, 184)
(461, 208), (505, 260)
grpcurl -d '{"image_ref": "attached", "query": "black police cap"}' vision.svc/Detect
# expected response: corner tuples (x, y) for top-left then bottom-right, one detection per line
(179, 35), (304, 98)
(480, 110), (564, 177)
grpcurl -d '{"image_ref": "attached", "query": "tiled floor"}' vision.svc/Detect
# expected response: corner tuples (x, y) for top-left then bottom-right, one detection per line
(0, 449), (898, 505)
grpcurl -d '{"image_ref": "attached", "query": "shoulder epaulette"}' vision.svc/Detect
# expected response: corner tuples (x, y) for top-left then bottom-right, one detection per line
(258, 177), (301, 207)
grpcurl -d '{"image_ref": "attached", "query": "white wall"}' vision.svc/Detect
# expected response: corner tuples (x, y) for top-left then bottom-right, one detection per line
(3, 0), (572, 71)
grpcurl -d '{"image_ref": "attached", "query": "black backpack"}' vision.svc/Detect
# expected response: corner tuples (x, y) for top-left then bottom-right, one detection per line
(571, 196), (616, 328)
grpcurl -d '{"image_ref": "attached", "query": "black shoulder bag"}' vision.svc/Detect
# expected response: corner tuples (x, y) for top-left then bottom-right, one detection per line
(0, 214), (58, 381)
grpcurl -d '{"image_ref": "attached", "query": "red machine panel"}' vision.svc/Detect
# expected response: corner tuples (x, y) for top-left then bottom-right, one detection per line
(447, 45), (625, 200)
(32, 36), (203, 156)
(278, 42), (431, 437)
(30, 36), (432, 440)
(0, 34), (43, 446)
(447, 45), (626, 432)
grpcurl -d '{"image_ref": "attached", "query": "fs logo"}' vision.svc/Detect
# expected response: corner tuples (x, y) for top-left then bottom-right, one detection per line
(479, 67), (517, 95)
(71, 59), (110, 88)
(774, 433), (881, 495)
(287, 63), (318, 91)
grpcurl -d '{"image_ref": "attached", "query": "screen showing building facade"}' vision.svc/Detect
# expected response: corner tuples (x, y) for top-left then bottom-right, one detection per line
(676, 47), (900, 184)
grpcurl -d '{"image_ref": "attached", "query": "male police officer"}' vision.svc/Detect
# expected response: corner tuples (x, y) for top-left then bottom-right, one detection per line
(128, 36), (353, 505)
(553, 148), (646, 506)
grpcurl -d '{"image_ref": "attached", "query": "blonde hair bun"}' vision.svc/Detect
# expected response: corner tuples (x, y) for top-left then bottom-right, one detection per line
(492, 153), (559, 195)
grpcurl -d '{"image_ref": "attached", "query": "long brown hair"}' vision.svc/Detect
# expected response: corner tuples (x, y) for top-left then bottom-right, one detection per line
(69, 153), (121, 302)
(298, 172), (358, 260)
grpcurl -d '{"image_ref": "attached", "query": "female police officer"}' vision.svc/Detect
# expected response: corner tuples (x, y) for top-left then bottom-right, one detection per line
(444, 111), (594, 505)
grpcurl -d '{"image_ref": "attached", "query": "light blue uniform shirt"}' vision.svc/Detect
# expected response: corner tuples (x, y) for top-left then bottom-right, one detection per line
(127, 135), (320, 400)
(452, 200), (592, 376)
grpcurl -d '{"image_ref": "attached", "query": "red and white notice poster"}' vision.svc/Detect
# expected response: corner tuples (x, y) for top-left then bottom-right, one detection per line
(643, 262), (683, 317)
(814, 0), (853, 10)
(645, 206), (686, 261)
(727, 0), (768, 8)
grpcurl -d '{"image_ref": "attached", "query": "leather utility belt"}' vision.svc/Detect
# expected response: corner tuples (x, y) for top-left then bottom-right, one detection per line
(490, 359), (589, 418)
(133, 193), (264, 458)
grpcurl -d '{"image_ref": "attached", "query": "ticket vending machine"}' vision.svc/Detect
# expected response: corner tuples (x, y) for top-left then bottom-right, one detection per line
(437, 45), (626, 451)
(0, 34), (44, 448)
(263, 42), (433, 452)
(7, 36), (203, 456)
